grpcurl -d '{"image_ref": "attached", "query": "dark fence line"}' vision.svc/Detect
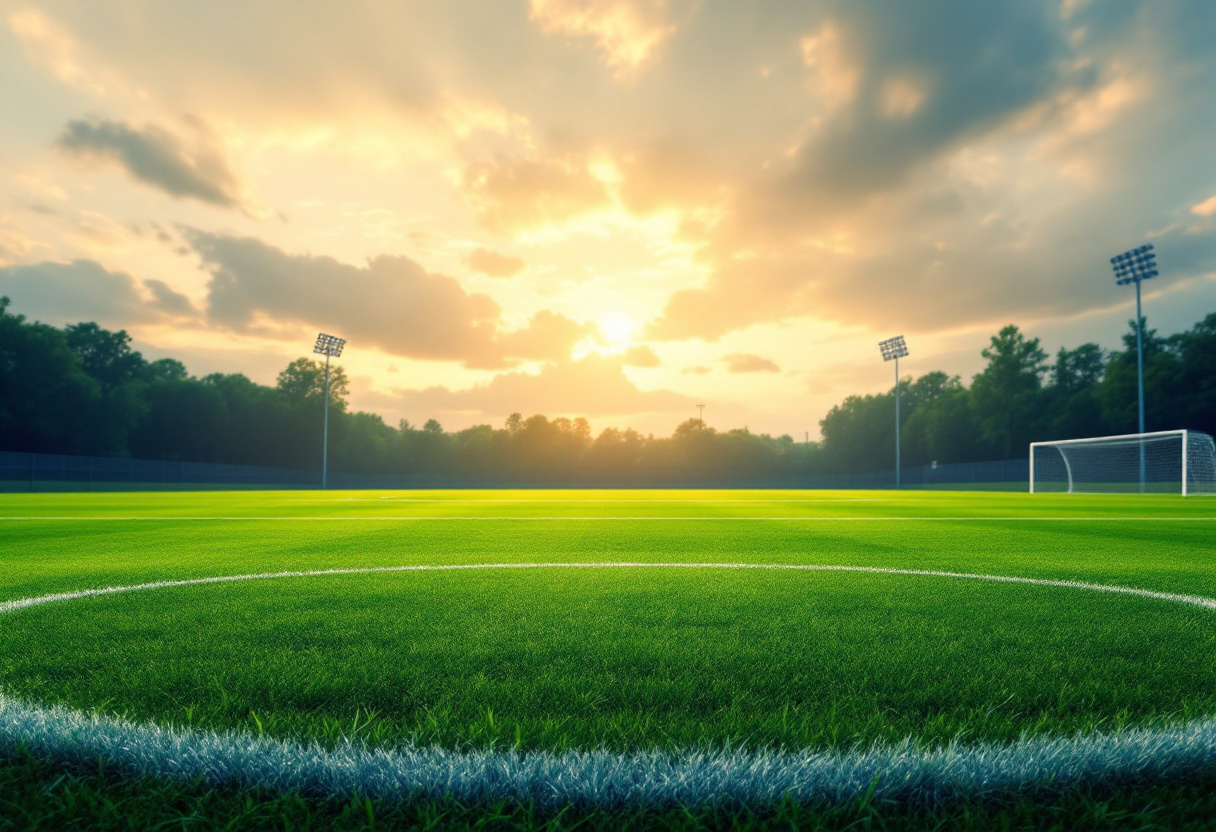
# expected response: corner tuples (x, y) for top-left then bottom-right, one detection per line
(0, 450), (1029, 492)
(0, 451), (315, 491)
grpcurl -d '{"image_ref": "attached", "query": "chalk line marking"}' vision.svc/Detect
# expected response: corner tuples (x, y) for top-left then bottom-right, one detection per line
(3, 562), (1216, 808)
(4, 562), (1216, 616)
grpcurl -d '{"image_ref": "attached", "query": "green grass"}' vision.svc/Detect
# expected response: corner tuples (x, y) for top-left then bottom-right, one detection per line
(2, 489), (1216, 828)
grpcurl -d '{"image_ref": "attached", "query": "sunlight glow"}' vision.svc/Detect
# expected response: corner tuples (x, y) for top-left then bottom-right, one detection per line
(597, 312), (637, 346)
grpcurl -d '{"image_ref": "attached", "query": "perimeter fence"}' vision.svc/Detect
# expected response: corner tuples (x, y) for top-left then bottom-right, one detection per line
(0, 450), (1029, 492)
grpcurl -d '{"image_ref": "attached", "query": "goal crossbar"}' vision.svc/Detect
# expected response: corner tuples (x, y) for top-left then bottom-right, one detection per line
(1031, 429), (1190, 448)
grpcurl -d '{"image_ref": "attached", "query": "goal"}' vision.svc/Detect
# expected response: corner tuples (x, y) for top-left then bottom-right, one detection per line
(1029, 430), (1216, 496)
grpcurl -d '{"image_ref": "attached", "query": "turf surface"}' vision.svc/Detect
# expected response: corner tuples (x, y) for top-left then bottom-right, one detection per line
(2, 489), (1215, 827)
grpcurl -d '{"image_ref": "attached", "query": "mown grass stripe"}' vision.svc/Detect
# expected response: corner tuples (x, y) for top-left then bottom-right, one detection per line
(2, 516), (1216, 522)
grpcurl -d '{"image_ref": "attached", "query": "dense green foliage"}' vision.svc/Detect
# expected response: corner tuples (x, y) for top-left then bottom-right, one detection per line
(3, 295), (1216, 475)
(821, 320), (1216, 472)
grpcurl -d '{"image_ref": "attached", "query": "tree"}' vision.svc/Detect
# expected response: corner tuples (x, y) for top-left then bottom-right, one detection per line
(61, 322), (150, 454)
(275, 358), (349, 409)
(970, 325), (1048, 458)
(146, 358), (189, 382)
(1051, 344), (1105, 392)
(818, 392), (895, 473)
(1098, 318), (1180, 433)
(63, 323), (145, 390)
(1174, 313), (1216, 437)
(0, 304), (99, 453)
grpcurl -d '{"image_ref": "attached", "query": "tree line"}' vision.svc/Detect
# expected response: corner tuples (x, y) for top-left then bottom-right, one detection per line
(2, 295), (1214, 477)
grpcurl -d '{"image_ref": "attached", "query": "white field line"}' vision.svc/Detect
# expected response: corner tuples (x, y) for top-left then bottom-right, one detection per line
(3, 564), (1216, 808)
(2, 515), (1216, 522)
(3, 562), (1216, 616)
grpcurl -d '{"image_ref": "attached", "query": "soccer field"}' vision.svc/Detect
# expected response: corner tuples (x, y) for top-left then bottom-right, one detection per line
(2, 489), (1216, 826)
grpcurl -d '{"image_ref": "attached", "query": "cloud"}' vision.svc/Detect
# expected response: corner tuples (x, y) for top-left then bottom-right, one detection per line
(464, 246), (526, 277)
(779, 2), (1079, 208)
(495, 310), (592, 359)
(620, 344), (660, 367)
(144, 279), (199, 318)
(0, 260), (156, 328)
(187, 231), (588, 368)
(528, 0), (697, 76)
(56, 117), (245, 208)
(392, 353), (693, 419)
(462, 154), (612, 234)
(10, 0), (1216, 403)
(723, 353), (779, 373)
(1193, 195), (1216, 218)
(641, 1), (1216, 340)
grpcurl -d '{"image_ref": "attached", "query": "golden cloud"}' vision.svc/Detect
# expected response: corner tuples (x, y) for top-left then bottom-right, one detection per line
(528, 0), (696, 76)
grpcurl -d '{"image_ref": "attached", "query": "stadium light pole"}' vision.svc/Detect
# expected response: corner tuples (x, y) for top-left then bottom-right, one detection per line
(313, 332), (347, 489)
(879, 336), (909, 489)
(1110, 244), (1158, 491)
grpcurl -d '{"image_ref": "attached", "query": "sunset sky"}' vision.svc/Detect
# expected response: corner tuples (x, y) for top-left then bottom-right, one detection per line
(1, 0), (1214, 438)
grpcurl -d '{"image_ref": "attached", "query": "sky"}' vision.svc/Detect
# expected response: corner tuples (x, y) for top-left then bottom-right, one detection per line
(1, 0), (1214, 439)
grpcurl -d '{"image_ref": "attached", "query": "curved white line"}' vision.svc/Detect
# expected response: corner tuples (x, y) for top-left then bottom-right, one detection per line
(3, 562), (1216, 615)
(3, 562), (1216, 809)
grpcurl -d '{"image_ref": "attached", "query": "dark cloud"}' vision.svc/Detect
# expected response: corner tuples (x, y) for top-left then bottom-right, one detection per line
(648, 0), (1216, 340)
(780, 1), (1081, 208)
(723, 353), (779, 373)
(464, 246), (526, 277)
(188, 231), (588, 368)
(621, 344), (661, 367)
(392, 353), (692, 419)
(56, 117), (244, 208)
(0, 260), (154, 328)
(144, 279), (199, 318)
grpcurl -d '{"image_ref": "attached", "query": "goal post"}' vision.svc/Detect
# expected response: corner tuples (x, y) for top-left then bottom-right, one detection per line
(1029, 430), (1216, 496)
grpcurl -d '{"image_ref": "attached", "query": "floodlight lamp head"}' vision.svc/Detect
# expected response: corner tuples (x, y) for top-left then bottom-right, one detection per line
(878, 335), (909, 362)
(1110, 243), (1158, 286)
(313, 332), (346, 358)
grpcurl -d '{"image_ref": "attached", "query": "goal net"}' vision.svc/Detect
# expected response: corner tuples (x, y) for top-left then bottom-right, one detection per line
(1030, 430), (1216, 496)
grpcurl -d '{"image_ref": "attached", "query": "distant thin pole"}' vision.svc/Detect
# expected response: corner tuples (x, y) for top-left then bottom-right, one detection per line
(697, 404), (705, 429)
(895, 357), (901, 489)
(312, 332), (347, 491)
(1109, 245), (1155, 493)
(322, 353), (331, 490)
(1135, 280), (1145, 492)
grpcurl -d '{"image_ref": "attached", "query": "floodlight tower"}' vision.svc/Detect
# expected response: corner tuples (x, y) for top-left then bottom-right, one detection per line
(313, 332), (347, 489)
(1109, 244), (1158, 490)
(878, 336), (909, 488)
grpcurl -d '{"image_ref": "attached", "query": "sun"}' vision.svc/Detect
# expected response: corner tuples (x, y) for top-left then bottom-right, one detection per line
(597, 312), (637, 346)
